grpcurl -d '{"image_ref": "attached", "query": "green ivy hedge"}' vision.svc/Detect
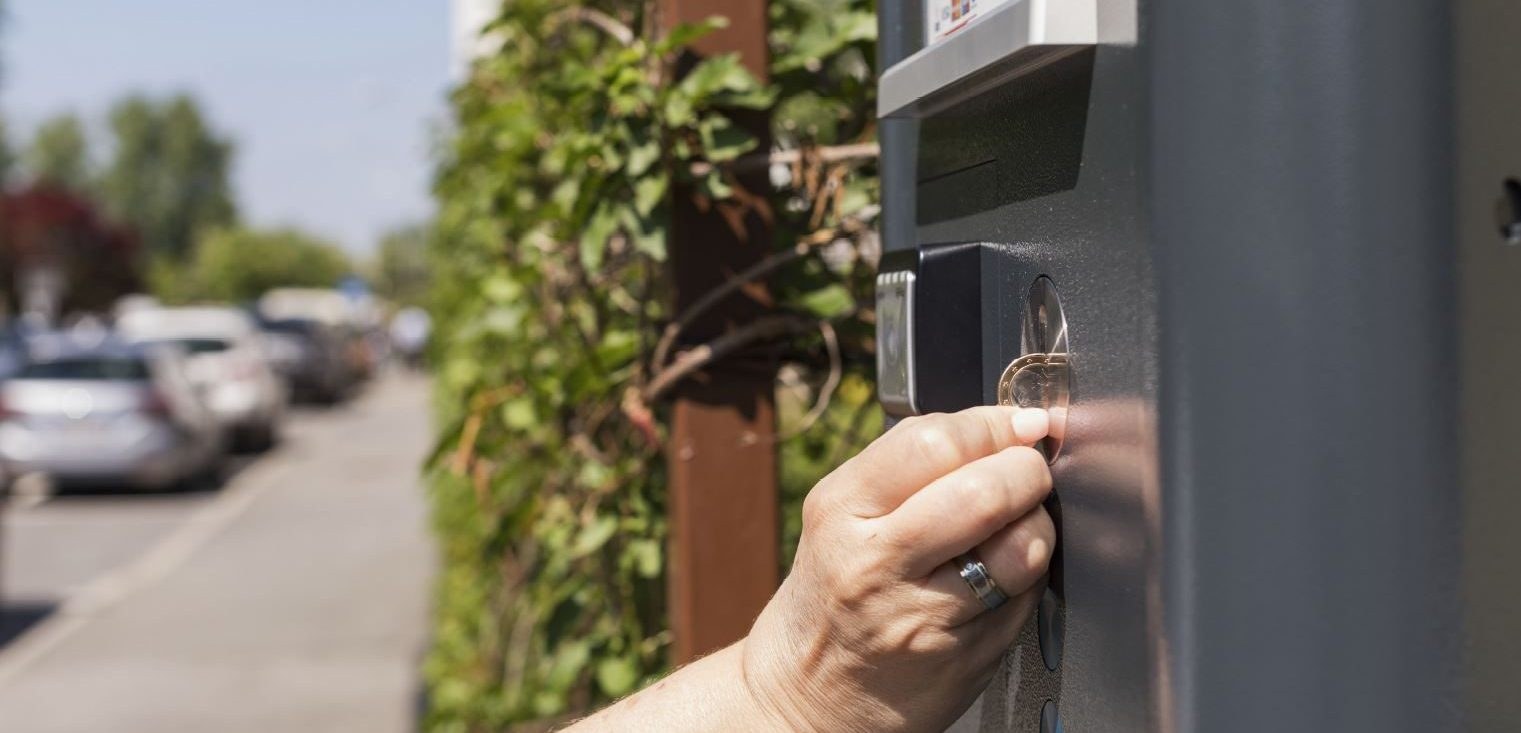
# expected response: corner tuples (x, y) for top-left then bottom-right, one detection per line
(424, 1), (880, 729)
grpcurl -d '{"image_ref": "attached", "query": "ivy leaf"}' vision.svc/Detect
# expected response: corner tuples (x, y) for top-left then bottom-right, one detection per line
(501, 397), (537, 431)
(597, 329), (640, 366)
(662, 93), (696, 128)
(618, 208), (668, 260)
(698, 118), (758, 163)
(595, 656), (641, 697)
(679, 54), (759, 100)
(545, 639), (592, 694)
(626, 138), (660, 177)
(698, 171), (734, 199)
(580, 202), (619, 270)
(576, 460), (614, 490)
(774, 11), (877, 73)
(633, 175), (668, 216)
(801, 284), (854, 318)
(657, 17), (727, 54)
(572, 515), (619, 557)
(680, 55), (776, 109)
(627, 538), (662, 578)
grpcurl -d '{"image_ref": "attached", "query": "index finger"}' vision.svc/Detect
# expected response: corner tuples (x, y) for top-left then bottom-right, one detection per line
(821, 406), (1049, 517)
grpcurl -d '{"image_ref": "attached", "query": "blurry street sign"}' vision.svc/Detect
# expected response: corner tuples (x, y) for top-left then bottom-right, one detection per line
(338, 276), (370, 301)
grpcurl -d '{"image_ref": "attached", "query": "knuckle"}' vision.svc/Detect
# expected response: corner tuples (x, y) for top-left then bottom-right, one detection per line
(885, 618), (951, 656)
(1008, 512), (1055, 581)
(908, 416), (965, 468)
(1009, 446), (1054, 493)
(948, 467), (1013, 530)
(800, 489), (831, 531)
(872, 516), (919, 557)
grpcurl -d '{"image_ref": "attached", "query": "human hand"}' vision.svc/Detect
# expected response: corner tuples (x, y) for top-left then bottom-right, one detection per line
(742, 407), (1056, 732)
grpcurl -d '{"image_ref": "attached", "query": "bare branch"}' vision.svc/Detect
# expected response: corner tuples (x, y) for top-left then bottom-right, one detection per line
(642, 314), (816, 403)
(547, 7), (636, 46)
(776, 321), (843, 440)
(689, 142), (881, 177)
(650, 209), (880, 373)
(651, 240), (812, 371)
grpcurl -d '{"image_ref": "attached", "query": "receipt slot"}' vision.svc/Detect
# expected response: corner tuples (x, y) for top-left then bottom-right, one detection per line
(876, 0), (1521, 731)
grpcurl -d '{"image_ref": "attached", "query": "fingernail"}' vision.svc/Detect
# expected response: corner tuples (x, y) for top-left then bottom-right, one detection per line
(1012, 408), (1051, 443)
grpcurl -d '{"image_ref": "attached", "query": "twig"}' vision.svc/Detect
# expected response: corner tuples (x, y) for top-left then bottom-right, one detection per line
(776, 321), (842, 440)
(451, 413), (484, 475)
(649, 208), (881, 374)
(651, 241), (814, 371)
(809, 164), (850, 231)
(689, 142), (880, 177)
(547, 7), (636, 46)
(642, 314), (815, 403)
(448, 385), (520, 474)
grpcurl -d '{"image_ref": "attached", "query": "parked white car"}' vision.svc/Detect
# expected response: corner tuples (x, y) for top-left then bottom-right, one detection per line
(0, 336), (224, 490)
(117, 306), (287, 449)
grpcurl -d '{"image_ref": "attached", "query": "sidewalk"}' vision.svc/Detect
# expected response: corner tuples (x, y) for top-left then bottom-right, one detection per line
(0, 374), (437, 733)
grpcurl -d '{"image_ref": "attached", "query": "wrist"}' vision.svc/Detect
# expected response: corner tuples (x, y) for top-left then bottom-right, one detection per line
(736, 638), (808, 731)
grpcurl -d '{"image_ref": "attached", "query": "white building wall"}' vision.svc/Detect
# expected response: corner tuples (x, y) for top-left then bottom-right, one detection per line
(450, 0), (501, 81)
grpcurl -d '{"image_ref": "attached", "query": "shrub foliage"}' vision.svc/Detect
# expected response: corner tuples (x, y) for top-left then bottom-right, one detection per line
(426, 1), (880, 728)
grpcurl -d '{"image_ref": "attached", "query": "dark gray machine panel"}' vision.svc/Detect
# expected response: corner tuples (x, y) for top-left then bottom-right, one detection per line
(883, 1), (1154, 731)
(879, 0), (1516, 730)
(1456, 1), (1521, 728)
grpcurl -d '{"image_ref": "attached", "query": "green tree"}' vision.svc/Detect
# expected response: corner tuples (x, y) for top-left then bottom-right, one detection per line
(151, 227), (351, 304)
(0, 117), (16, 184)
(24, 113), (91, 191)
(371, 223), (432, 307)
(100, 94), (237, 259)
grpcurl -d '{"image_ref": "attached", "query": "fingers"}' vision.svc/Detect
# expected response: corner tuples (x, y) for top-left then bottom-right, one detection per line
(820, 407), (1049, 518)
(918, 507), (1055, 626)
(964, 583), (1045, 659)
(877, 445), (1052, 577)
(1012, 407), (1051, 445)
(974, 506), (1056, 597)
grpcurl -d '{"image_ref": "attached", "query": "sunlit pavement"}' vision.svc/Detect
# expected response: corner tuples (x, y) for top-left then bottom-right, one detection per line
(0, 372), (436, 733)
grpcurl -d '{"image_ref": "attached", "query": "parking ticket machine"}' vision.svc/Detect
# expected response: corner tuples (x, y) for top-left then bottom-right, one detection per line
(875, 0), (1521, 730)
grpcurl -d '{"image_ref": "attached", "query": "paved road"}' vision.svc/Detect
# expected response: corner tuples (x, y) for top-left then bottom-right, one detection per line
(0, 373), (437, 733)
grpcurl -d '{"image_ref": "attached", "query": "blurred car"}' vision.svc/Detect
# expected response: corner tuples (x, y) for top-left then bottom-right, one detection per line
(338, 325), (378, 384)
(257, 317), (350, 403)
(0, 337), (223, 490)
(117, 306), (287, 448)
(389, 306), (430, 369)
(0, 326), (27, 380)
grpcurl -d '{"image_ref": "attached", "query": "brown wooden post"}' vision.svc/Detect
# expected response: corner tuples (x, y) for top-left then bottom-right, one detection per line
(659, 0), (780, 664)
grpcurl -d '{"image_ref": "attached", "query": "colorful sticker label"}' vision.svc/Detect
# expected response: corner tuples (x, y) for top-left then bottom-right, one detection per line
(925, 0), (1015, 45)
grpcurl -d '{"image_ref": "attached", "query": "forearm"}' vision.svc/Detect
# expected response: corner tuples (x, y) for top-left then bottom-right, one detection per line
(565, 639), (783, 733)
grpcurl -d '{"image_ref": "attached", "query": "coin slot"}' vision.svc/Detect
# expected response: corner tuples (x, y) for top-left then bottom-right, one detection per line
(998, 276), (1070, 461)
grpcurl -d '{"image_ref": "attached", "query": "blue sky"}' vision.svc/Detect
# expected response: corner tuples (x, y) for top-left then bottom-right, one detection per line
(3, 0), (452, 253)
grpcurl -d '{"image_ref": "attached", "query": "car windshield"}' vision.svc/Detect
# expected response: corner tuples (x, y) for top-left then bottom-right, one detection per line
(17, 357), (152, 381)
(154, 338), (232, 354)
(262, 320), (316, 336)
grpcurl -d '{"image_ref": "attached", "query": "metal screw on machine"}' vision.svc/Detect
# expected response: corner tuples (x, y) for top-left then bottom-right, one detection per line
(1040, 700), (1064, 733)
(1497, 178), (1521, 245)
